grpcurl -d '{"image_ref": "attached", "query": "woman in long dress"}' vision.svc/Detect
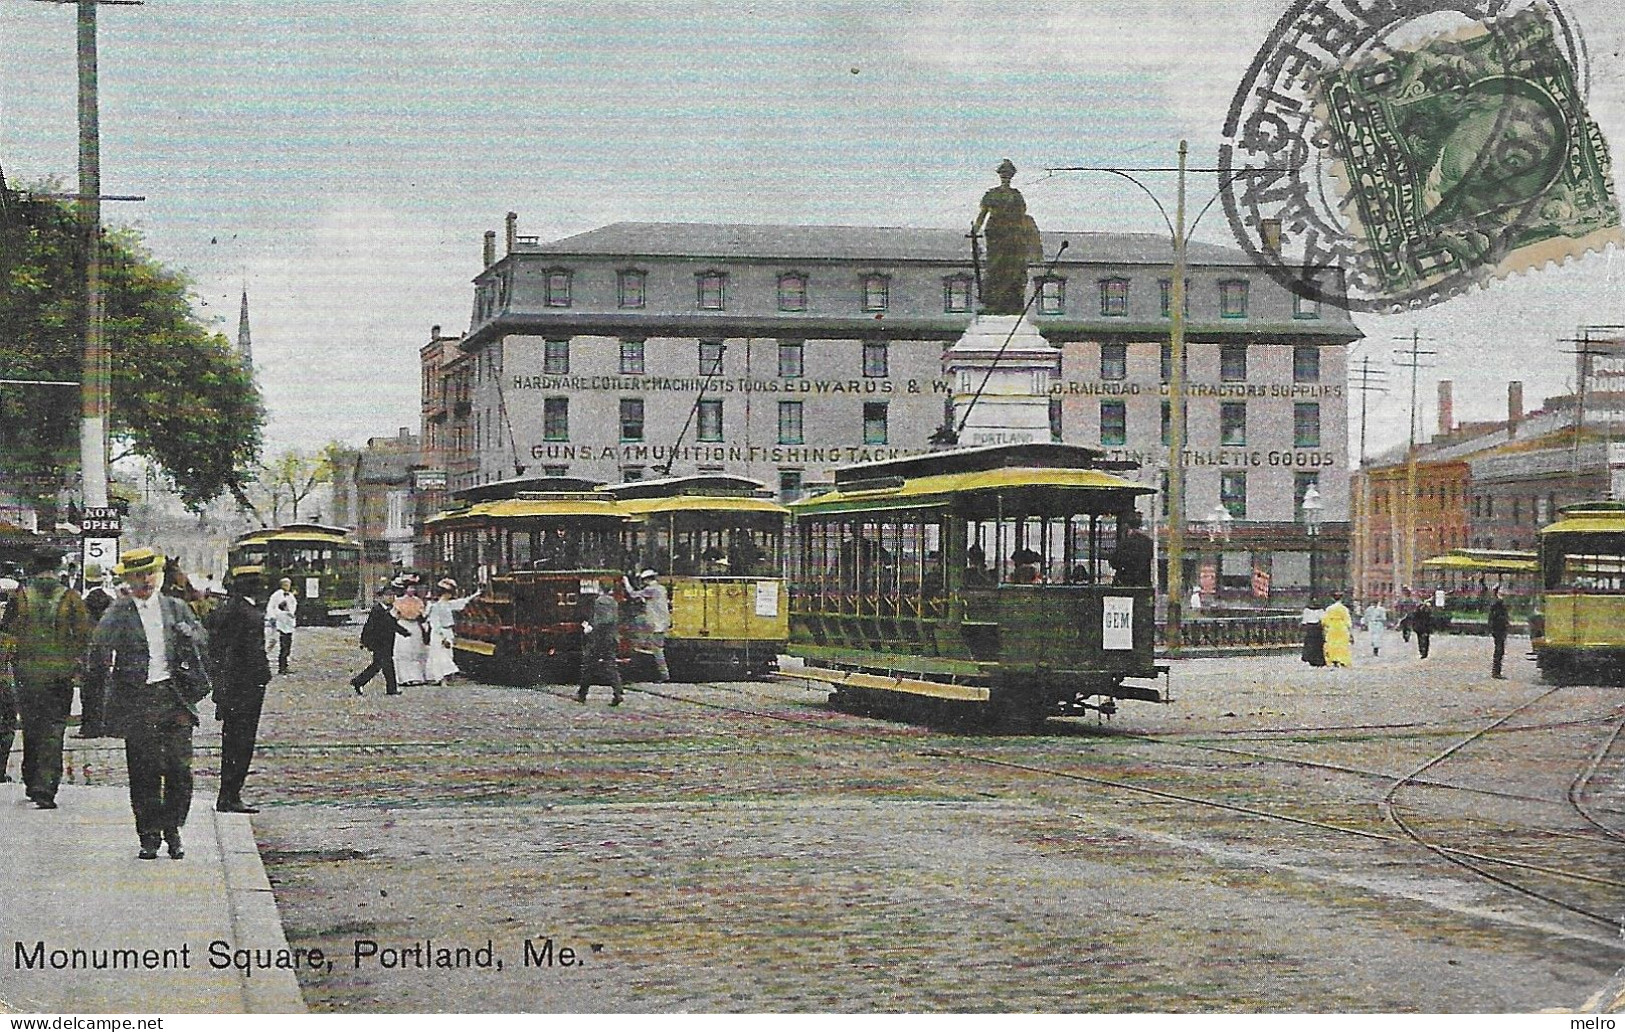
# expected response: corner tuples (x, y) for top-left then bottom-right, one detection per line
(1321, 592), (1354, 668)
(392, 583), (429, 687)
(425, 578), (472, 686)
(1300, 599), (1326, 667)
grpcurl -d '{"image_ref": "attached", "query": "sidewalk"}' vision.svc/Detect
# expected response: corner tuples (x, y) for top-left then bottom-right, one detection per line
(0, 780), (305, 1014)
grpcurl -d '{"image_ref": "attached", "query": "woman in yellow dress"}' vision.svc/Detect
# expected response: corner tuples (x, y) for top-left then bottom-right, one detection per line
(1321, 591), (1354, 668)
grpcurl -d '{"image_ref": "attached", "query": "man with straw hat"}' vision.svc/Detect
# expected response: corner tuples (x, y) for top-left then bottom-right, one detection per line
(84, 547), (213, 860)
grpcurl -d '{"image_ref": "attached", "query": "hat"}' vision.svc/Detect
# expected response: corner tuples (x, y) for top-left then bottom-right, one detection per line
(639, 569), (659, 581)
(224, 566), (264, 592)
(996, 158), (1016, 177)
(437, 577), (458, 592)
(113, 547), (164, 577)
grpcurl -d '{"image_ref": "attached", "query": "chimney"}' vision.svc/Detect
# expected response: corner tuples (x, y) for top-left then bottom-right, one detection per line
(1437, 380), (1453, 436)
(1508, 381), (1524, 432)
(430, 324), (441, 340)
(505, 211), (518, 254)
(482, 230), (496, 268)
(399, 427), (412, 441)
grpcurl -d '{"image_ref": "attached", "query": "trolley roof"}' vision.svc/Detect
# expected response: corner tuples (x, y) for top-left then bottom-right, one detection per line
(425, 494), (628, 527)
(792, 444), (1151, 515)
(1541, 501), (1625, 536)
(1419, 548), (1537, 573)
(233, 523), (359, 546)
(453, 475), (602, 503)
(602, 474), (774, 501)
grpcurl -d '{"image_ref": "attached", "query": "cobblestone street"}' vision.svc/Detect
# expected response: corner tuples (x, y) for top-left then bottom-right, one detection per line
(65, 627), (1622, 1012)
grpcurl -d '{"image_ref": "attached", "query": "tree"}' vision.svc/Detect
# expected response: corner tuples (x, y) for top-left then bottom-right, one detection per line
(244, 444), (341, 526)
(0, 184), (264, 509)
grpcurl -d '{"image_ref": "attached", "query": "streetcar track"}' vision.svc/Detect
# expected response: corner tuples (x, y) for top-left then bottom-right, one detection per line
(1569, 711), (1625, 844)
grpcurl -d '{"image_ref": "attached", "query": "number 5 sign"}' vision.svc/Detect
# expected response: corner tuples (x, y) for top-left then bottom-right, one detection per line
(82, 537), (118, 581)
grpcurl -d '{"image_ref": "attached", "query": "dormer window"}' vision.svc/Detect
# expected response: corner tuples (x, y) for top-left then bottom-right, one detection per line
(697, 271), (727, 310)
(543, 268), (572, 308)
(1099, 277), (1129, 317)
(618, 269), (647, 309)
(943, 275), (973, 313)
(778, 272), (808, 312)
(1037, 276), (1066, 315)
(862, 274), (890, 313)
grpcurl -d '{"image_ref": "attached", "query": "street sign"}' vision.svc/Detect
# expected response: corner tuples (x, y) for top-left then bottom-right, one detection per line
(82, 537), (117, 578)
(81, 506), (121, 535)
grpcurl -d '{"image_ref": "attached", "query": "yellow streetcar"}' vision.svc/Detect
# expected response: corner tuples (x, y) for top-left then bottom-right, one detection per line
(227, 523), (362, 625)
(1533, 501), (1625, 682)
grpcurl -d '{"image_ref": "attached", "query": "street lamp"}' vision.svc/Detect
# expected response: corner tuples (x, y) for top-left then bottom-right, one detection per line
(1205, 502), (1233, 544)
(1302, 483), (1324, 600)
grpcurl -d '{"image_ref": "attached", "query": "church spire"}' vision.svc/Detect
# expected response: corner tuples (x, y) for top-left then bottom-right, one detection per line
(236, 288), (252, 368)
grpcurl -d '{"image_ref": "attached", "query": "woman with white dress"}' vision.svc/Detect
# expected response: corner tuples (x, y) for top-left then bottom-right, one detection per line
(425, 578), (473, 686)
(392, 583), (429, 687)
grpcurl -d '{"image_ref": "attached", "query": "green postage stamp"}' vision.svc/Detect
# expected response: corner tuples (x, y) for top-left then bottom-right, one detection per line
(1318, 6), (1622, 302)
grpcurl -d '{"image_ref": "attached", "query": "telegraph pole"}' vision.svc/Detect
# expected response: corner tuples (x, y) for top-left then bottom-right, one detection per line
(1166, 141), (1189, 648)
(1393, 331), (1436, 593)
(1348, 355), (1388, 601)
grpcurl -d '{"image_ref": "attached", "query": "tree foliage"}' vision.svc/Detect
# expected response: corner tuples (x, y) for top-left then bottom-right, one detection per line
(0, 186), (264, 509)
(243, 443), (342, 526)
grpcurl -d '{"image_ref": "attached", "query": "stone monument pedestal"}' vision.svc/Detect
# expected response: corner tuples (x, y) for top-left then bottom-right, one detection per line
(941, 314), (1060, 447)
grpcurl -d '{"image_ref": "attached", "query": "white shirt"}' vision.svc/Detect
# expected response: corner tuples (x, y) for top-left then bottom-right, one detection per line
(267, 589), (298, 634)
(133, 594), (172, 684)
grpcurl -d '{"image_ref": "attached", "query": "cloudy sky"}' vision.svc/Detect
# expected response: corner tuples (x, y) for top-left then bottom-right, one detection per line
(2, 0), (1621, 459)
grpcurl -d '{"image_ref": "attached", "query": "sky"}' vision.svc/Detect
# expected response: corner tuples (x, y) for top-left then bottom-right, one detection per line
(2, 0), (1622, 461)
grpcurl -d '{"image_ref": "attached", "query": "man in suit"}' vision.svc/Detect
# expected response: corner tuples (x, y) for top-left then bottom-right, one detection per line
(575, 581), (623, 706)
(351, 585), (411, 696)
(0, 546), (91, 809)
(84, 547), (213, 860)
(206, 569), (273, 813)
(1488, 587), (1511, 679)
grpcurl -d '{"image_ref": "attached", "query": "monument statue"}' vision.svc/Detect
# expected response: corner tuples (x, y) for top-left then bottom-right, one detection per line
(971, 159), (1043, 315)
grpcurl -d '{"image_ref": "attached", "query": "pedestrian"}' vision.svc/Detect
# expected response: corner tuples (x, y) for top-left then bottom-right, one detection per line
(205, 569), (272, 813)
(1300, 598), (1325, 667)
(0, 546), (92, 810)
(1395, 586), (1418, 644)
(351, 585), (411, 696)
(1362, 596), (1389, 657)
(82, 564), (115, 623)
(80, 562), (115, 734)
(265, 576), (298, 675)
(425, 578), (472, 686)
(1322, 591), (1354, 668)
(1489, 587), (1510, 679)
(575, 581), (623, 706)
(392, 583), (429, 687)
(1413, 598), (1436, 659)
(84, 547), (213, 860)
(623, 569), (671, 683)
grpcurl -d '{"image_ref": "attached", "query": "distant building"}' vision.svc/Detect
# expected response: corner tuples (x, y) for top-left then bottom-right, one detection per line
(334, 429), (423, 589)
(420, 215), (1361, 606)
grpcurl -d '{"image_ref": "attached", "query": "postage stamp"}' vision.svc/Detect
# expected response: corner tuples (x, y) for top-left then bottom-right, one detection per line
(1220, 0), (1623, 313)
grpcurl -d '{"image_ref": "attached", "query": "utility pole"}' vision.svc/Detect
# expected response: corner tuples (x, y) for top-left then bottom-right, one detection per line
(1348, 355), (1388, 602)
(1557, 325), (1625, 495)
(1393, 330), (1436, 593)
(1167, 141), (1189, 649)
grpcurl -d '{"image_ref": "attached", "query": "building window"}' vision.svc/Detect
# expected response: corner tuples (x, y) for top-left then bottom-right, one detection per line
(697, 399), (723, 442)
(778, 401), (804, 445)
(544, 268), (572, 308)
(779, 469), (804, 503)
(1038, 277), (1066, 315)
(619, 339), (645, 375)
(1100, 277), (1130, 317)
(1161, 342), (1175, 382)
(542, 464), (568, 477)
(1049, 398), (1063, 442)
(619, 398), (645, 442)
(1158, 278), (1191, 318)
(1161, 469), (1170, 518)
(696, 271), (727, 310)
(1294, 402), (1321, 448)
(1220, 401), (1247, 446)
(862, 341), (888, 378)
(862, 274), (890, 312)
(778, 340), (804, 379)
(619, 465), (645, 482)
(1293, 344), (1320, 383)
(617, 269), (646, 309)
(1161, 400), (1171, 446)
(543, 397), (569, 441)
(1219, 279), (1249, 318)
(699, 340), (724, 375)
(778, 272), (808, 312)
(1294, 472), (1320, 521)
(1100, 400), (1127, 446)
(1220, 343), (1247, 382)
(1220, 471), (1248, 518)
(944, 275), (973, 313)
(1100, 343), (1127, 381)
(543, 339), (570, 375)
(863, 402), (888, 445)
(1293, 291), (1321, 319)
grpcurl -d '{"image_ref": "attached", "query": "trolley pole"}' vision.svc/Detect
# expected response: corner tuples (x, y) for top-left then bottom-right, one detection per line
(1166, 141), (1189, 650)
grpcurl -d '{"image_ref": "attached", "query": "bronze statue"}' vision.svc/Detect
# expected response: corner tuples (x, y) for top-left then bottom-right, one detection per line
(972, 159), (1043, 315)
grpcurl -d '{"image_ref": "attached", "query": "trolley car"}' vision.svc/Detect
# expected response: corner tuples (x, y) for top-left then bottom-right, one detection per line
(784, 443), (1166, 729)
(425, 477), (629, 684)
(227, 523), (362, 625)
(606, 474), (789, 679)
(1532, 501), (1625, 681)
(1419, 548), (1538, 629)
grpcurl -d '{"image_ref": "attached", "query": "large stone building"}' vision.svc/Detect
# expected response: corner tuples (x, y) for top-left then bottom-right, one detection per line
(422, 216), (1362, 605)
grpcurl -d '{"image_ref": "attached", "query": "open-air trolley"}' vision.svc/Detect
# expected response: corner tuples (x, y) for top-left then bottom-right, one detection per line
(783, 443), (1167, 729)
(605, 474), (789, 679)
(425, 477), (629, 684)
(226, 523), (362, 625)
(1532, 501), (1625, 682)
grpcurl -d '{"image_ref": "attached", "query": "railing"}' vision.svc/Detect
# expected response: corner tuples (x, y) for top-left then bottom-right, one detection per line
(1157, 612), (1302, 651)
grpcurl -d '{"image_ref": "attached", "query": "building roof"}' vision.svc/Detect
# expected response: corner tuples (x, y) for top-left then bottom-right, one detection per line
(529, 222), (1254, 267)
